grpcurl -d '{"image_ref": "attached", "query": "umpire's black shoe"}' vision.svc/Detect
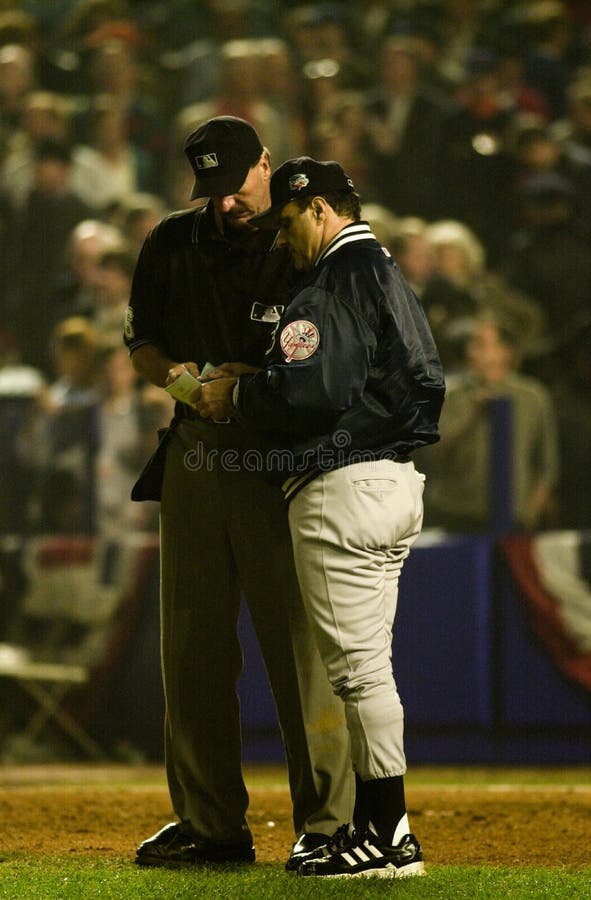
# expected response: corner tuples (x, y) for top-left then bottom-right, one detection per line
(297, 830), (425, 878)
(135, 822), (256, 867)
(285, 831), (332, 871)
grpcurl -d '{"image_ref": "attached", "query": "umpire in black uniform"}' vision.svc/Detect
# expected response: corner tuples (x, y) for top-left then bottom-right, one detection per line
(124, 117), (353, 868)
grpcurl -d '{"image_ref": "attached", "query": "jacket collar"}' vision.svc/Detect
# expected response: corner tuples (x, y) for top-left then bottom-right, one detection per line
(316, 221), (377, 266)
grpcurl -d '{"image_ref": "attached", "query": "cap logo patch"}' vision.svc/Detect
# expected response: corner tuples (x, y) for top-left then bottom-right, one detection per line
(195, 152), (219, 170)
(289, 173), (310, 192)
(280, 320), (320, 362)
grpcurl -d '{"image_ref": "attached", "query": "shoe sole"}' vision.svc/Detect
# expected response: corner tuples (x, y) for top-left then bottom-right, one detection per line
(397, 861), (426, 878)
(300, 861), (427, 879)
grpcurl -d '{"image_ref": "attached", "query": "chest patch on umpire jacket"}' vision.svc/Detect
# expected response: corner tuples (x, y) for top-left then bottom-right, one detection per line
(250, 301), (284, 323)
(280, 320), (320, 362)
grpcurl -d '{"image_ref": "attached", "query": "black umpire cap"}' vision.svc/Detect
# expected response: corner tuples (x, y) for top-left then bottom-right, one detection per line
(184, 116), (264, 200)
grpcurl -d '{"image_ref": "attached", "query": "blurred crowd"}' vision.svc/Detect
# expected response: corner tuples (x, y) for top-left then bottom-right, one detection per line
(1, 0), (591, 535)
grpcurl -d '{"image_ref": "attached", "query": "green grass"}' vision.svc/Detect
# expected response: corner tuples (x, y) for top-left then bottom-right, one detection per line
(0, 858), (590, 900)
(3, 766), (590, 898)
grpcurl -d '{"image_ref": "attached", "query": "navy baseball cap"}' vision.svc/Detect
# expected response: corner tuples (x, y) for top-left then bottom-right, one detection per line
(252, 157), (355, 228)
(184, 116), (264, 199)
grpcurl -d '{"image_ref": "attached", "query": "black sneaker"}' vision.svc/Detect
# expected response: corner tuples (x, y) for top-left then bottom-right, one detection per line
(297, 831), (425, 879)
(135, 821), (255, 867)
(285, 832), (332, 871)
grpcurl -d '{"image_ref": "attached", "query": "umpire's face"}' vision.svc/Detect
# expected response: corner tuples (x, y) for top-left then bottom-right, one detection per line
(211, 152), (272, 232)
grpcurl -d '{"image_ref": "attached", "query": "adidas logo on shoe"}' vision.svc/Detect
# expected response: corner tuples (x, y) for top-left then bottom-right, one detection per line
(297, 831), (425, 879)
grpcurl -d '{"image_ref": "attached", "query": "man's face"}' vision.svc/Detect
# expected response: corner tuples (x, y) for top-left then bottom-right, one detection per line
(211, 154), (271, 231)
(277, 200), (323, 270)
(467, 322), (512, 376)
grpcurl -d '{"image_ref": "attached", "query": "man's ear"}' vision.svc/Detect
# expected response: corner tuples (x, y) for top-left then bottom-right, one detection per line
(260, 150), (272, 179)
(312, 199), (324, 221)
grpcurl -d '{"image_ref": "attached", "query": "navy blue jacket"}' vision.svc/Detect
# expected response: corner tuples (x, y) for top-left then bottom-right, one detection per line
(236, 221), (445, 489)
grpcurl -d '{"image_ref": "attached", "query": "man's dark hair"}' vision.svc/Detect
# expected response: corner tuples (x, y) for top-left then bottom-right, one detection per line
(293, 190), (362, 221)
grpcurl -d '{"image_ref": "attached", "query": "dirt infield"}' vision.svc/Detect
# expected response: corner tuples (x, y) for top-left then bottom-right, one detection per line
(2, 765), (590, 869)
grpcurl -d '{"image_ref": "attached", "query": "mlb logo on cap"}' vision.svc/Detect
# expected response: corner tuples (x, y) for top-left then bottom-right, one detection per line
(195, 153), (219, 171)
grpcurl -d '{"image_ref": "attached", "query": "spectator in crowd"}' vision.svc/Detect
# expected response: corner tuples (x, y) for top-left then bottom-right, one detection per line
(0, 43), (35, 150)
(504, 167), (591, 380)
(25, 316), (101, 533)
(70, 93), (154, 212)
(550, 69), (591, 238)
(50, 0), (133, 68)
(401, 14), (456, 107)
(509, 116), (564, 190)
(282, 3), (368, 90)
(110, 191), (168, 257)
(360, 201), (399, 250)
(298, 57), (347, 140)
(37, 314), (100, 418)
(388, 216), (435, 298)
(50, 218), (124, 323)
(253, 38), (307, 162)
(311, 89), (372, 194)
(438, 46), (516, 263)
(553, 69), (591, 169)
(424, 218), (545, 372)
(418, 218), (483, 372)
(387, 214), (481, 373)
(496, 46), (551, 120)
(415, 314), (559, 533)
(350, 0), (401, 61)
(82, 36), (169, 175)
(521, 0), (578, 122)
(93, 242), (136, 342)
(364, 34), (448, 218)
(95, 342), (172, 535)
(0, 136), (91, 373)
(435, 0), (488, 88)
(0, 90), (72, 211)
(0, 328), (45, 534)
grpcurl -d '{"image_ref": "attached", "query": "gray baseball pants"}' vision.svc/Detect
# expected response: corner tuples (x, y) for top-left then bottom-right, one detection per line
(288, 460), (425, 781)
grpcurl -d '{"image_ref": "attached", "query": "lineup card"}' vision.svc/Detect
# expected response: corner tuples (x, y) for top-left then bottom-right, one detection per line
(164, 362), (215, 403)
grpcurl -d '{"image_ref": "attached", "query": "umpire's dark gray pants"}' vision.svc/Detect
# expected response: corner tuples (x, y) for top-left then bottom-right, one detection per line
(159, 419), (354, 843)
